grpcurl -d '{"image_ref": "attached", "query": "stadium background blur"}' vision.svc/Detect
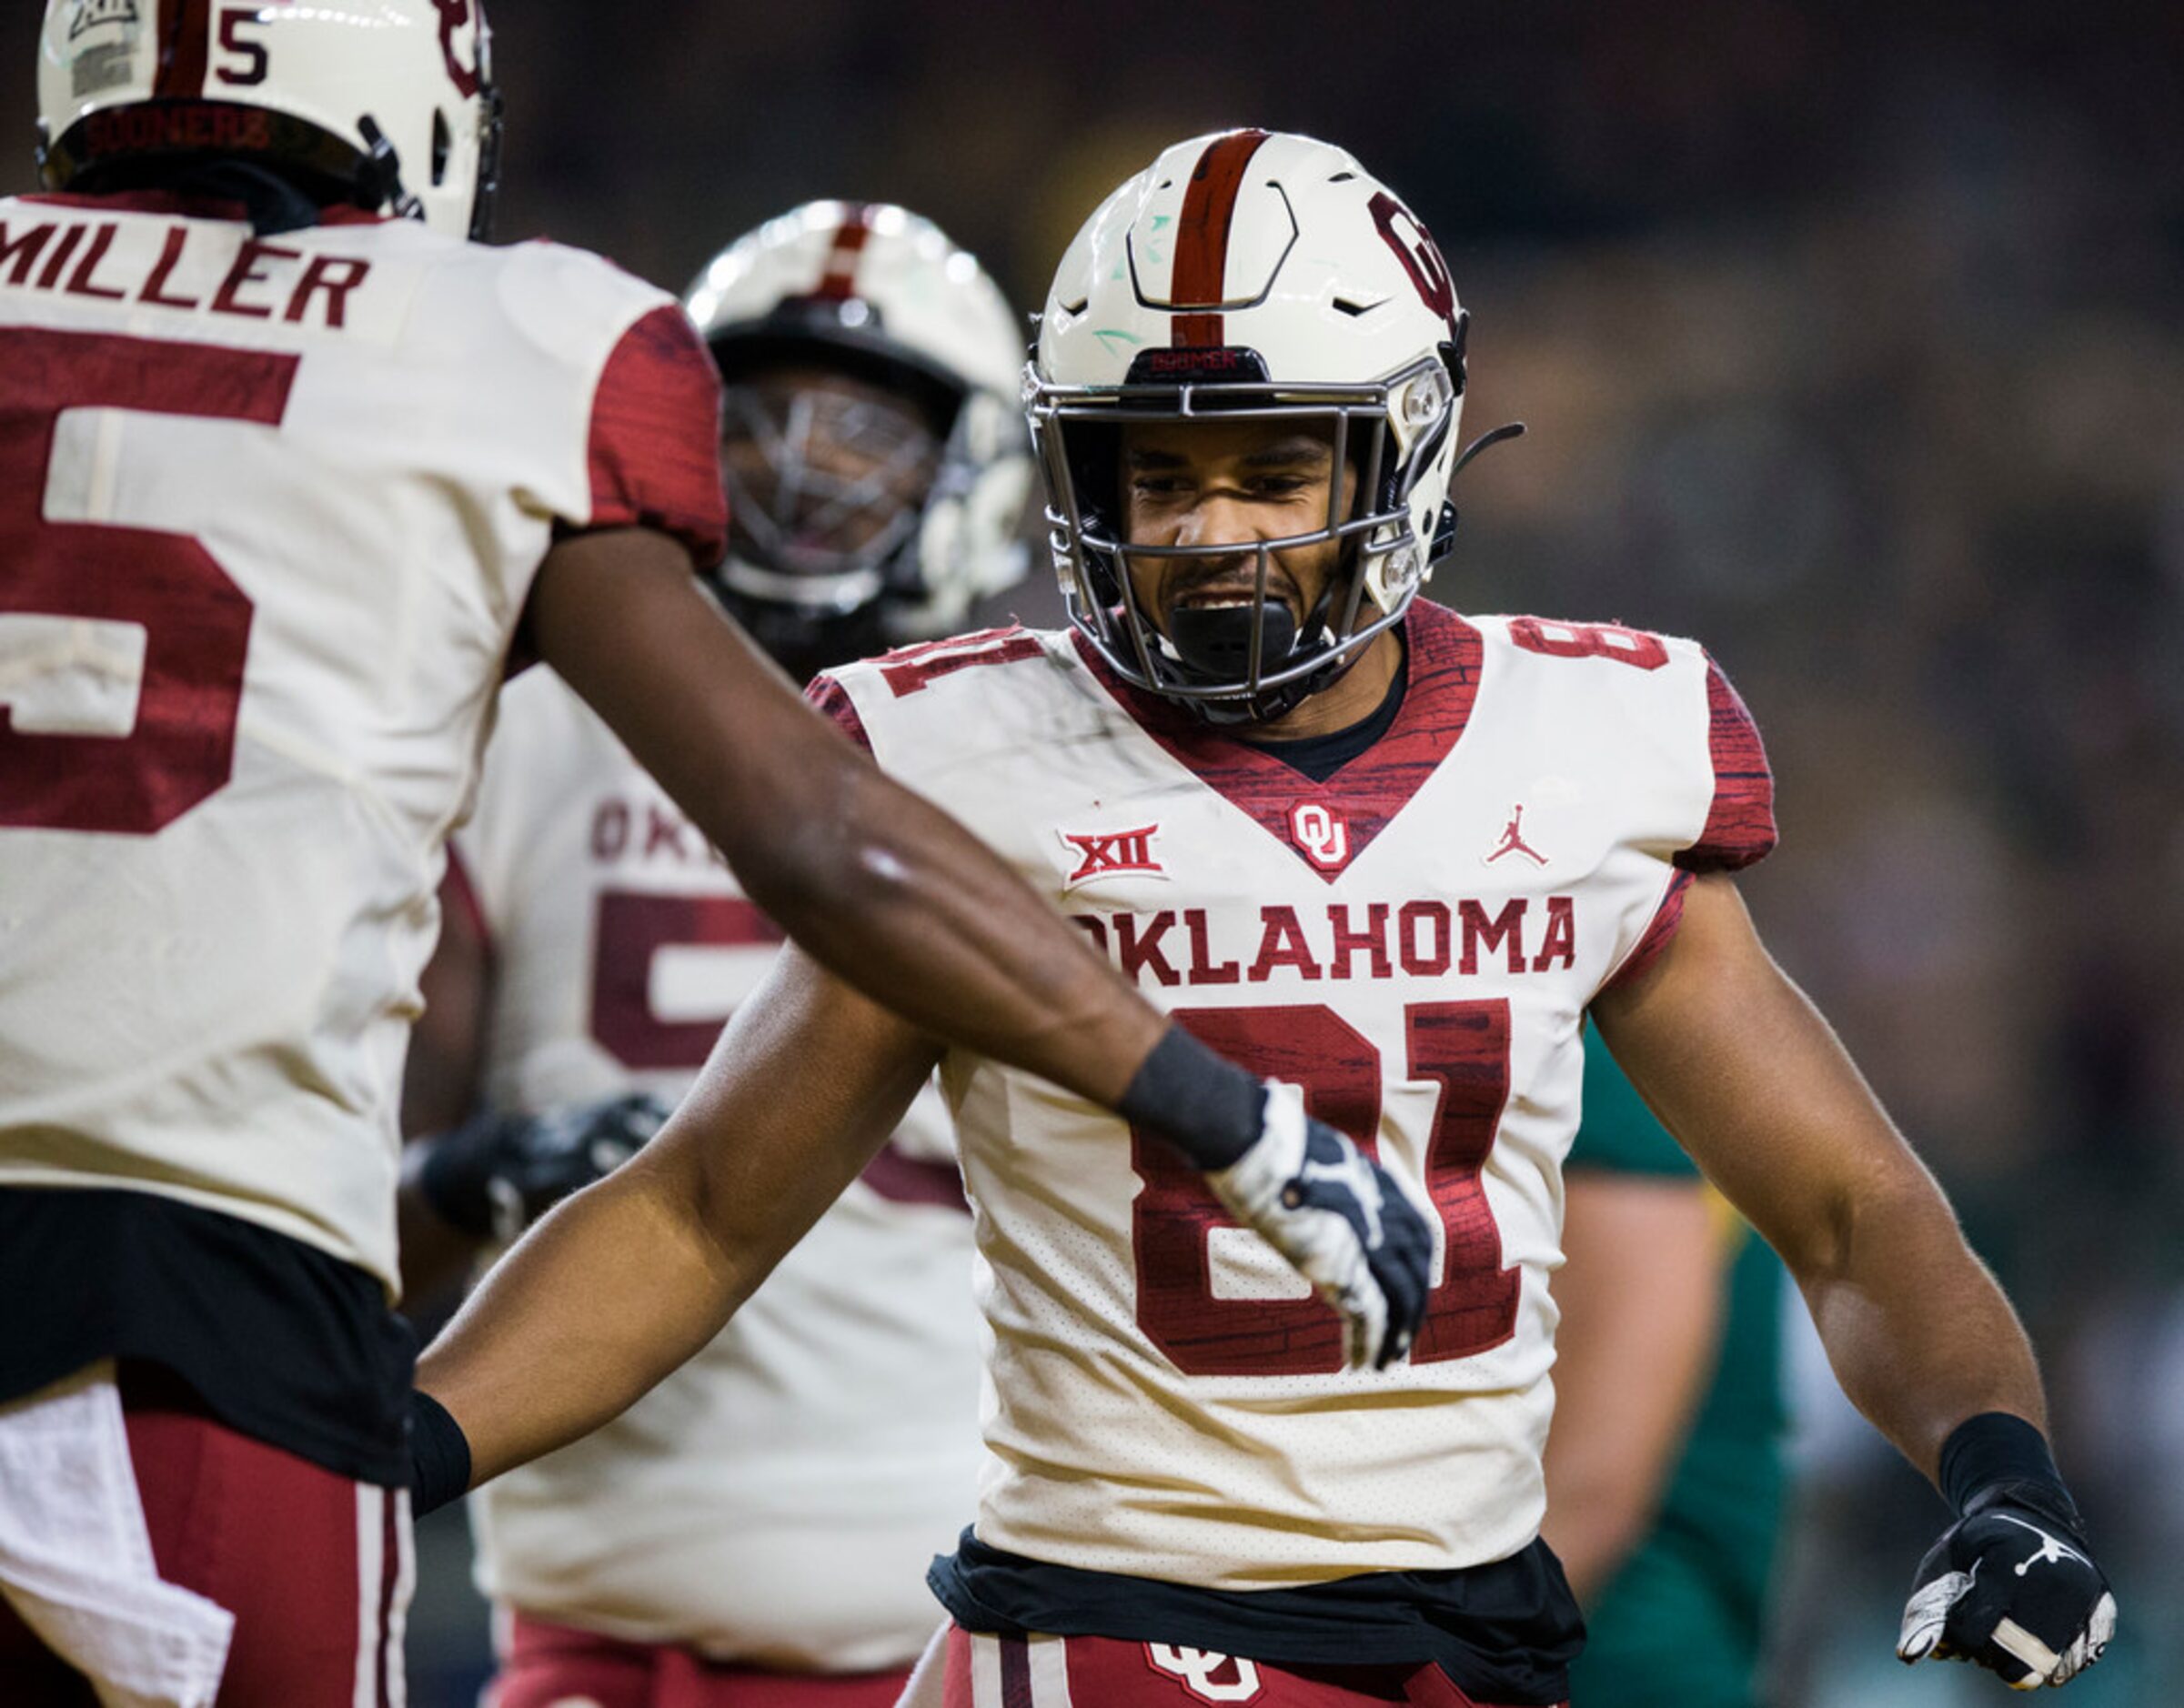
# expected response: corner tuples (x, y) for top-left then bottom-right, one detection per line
(11, 4), (2180, 1701)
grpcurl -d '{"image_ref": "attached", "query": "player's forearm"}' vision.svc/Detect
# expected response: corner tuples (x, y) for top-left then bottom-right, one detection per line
(1794, 1176), (2047, 1479)
(1595, 875), (2048, 1486)
(1542, 1482), (1656, 1607)
(533, 535), (1163, 1108)
(416, 1156), (741, 1486)
(719, 746), (1162, 1106)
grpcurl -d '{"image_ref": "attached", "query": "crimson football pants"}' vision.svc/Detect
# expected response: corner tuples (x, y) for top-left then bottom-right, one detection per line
(489, 1611), (914, 1708)
(931, 1625), (1566, 1708)
(0, 1365), (411, 1707)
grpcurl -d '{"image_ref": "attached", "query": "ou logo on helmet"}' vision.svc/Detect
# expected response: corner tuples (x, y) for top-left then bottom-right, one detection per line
(1368, 190), (1455, 329)
(1290, 801), (1349, 871)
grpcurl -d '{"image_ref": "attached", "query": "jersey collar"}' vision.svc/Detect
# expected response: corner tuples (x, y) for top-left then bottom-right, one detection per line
(1071, 600), (1485, 882)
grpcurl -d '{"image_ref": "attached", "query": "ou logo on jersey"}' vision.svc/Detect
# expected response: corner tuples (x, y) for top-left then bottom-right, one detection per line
(1144, 1643), (1263, 1703)
(1289, 801), (1349, 871)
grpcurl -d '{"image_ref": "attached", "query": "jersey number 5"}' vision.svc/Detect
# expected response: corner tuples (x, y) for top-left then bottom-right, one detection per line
(0, 329), (297, 835)
(1131, 1001), (1522, 1376)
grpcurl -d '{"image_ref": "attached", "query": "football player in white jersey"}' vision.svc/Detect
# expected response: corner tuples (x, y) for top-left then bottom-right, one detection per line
(396, 202), (1032, 1708)
(0, 9), (1437, 1697)
(409, 130), (2119, 1705)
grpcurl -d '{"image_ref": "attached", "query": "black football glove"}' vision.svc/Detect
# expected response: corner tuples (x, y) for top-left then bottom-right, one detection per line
(417, 1091), (669, 1242)
(1204, 1080), (1434, 1371)
(1897, 1477), (2118, 1690)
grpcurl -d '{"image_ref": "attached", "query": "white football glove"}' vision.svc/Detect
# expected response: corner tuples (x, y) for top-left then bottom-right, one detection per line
(1204, 1080), (1434, 1371)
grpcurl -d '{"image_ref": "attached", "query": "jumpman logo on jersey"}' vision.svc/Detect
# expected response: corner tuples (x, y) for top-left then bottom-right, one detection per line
(1995, 1512), (2093, 1576)
(1484, 804), (1547, 868)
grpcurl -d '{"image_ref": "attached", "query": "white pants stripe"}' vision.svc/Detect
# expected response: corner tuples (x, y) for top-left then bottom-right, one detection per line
(351, 1485), (415, 1708)
(964, 1631), (1072, 1708)
(351, 1485), (383, 1708)
(1026, 1633), (1074, 1706)
(384, 1491), (414, 1708)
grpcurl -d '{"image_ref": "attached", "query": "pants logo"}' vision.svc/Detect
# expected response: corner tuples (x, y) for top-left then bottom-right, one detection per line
(1145, 1643), (1263, 1703)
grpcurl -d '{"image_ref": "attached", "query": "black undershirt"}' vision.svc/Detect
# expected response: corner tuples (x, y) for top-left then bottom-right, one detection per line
(930, 1530), (1583, 1703)
(0, 1187), (414, 1485)
(1241, 641), (1408, 781)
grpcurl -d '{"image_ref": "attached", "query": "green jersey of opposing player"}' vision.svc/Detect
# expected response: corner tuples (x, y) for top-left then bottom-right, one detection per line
(1565, 1037), (1789, 1708)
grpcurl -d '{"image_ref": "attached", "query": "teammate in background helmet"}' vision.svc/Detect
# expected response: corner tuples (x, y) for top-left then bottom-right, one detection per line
(688, 200), (1034, 683)
(0, 8), (1430, 1695)
(409, 128), (2118, 1704)
(396, 204), (1028, 1708)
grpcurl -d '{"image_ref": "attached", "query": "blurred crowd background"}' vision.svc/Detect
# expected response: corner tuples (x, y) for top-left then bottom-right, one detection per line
(11, 3), (2181, 1701)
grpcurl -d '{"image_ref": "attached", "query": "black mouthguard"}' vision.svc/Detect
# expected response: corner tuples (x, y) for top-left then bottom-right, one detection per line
(1165, 598), (1299, 683)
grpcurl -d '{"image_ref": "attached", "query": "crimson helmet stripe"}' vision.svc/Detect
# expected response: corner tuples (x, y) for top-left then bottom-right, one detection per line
(155, 0), (214, 99)
(813, 204), (875, 302)
(1169, 127), (1269, 349)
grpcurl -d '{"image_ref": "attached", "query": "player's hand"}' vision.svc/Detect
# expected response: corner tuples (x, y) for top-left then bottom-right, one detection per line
(418, 1091), (671, 1243)
(1204, 1080), (1433, 1371)
(1897, 1480), (2118, 1689)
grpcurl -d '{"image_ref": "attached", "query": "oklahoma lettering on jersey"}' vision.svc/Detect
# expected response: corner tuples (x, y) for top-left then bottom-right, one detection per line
(809, 601), (1773, 1589)
(451, 671), (981, 1669)
(0, 192), (727, 1292)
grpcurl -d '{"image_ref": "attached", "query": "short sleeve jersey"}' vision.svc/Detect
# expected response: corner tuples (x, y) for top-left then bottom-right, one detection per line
(0, 192), (727, 1293)
(809, 603), (1774, 1590)
(447, 668), (981, 1667)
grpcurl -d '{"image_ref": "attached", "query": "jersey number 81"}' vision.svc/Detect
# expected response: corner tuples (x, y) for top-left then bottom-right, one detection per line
(1132, 1000), (1521, 1376)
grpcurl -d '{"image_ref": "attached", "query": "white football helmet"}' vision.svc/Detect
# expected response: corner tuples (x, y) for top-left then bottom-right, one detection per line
(36, 0), (500, 239)
(685, 201), (1032, 658)
(1032, 128), (1514, 722)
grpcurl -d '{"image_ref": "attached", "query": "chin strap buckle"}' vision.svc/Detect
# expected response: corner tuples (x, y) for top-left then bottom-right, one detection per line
(357, 116), (424, 223)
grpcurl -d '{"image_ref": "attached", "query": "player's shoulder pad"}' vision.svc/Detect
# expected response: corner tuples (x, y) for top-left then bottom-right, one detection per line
(476, 237), (689, 371)
(1473, 614), (1776, 873)
(453, 240), (727, 564)
(807, 626), (1076, 759)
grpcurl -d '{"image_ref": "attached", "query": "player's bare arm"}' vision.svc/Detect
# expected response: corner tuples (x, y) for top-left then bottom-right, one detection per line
(416, 944), (941, 1485)
(1593, 872), (2116, 1685)
(519, 528), (1431, 1378)
(396, 868), (494, 1301)
(1592, 874), (2039, 1462)
(1540, 1175), (1721, 1604)
(532, 525), (1163, 1109)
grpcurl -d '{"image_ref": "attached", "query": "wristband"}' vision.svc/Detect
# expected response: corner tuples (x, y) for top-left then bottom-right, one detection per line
(407, 1388), (473, 1518)
(1116, 1026), (1266, 1170)
(1939, 1411), (2070, 1518)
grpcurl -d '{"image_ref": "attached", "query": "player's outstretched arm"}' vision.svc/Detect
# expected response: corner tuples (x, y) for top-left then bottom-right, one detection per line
(414, 943), (943, 1494)
(395, 866), (496, 1301)
(525, 529), (1432, 1371)
(530, 528), (1162, 1106)
(1591, 873), (2116, 1688)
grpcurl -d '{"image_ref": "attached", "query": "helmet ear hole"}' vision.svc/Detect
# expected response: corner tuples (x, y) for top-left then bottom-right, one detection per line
(431, 109), (452, 186)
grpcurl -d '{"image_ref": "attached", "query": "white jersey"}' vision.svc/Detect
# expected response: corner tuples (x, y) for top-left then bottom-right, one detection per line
(451, 669), (981, 1671)
(0, 191), (728, 1293)
(810, 602), (1775, 1591)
